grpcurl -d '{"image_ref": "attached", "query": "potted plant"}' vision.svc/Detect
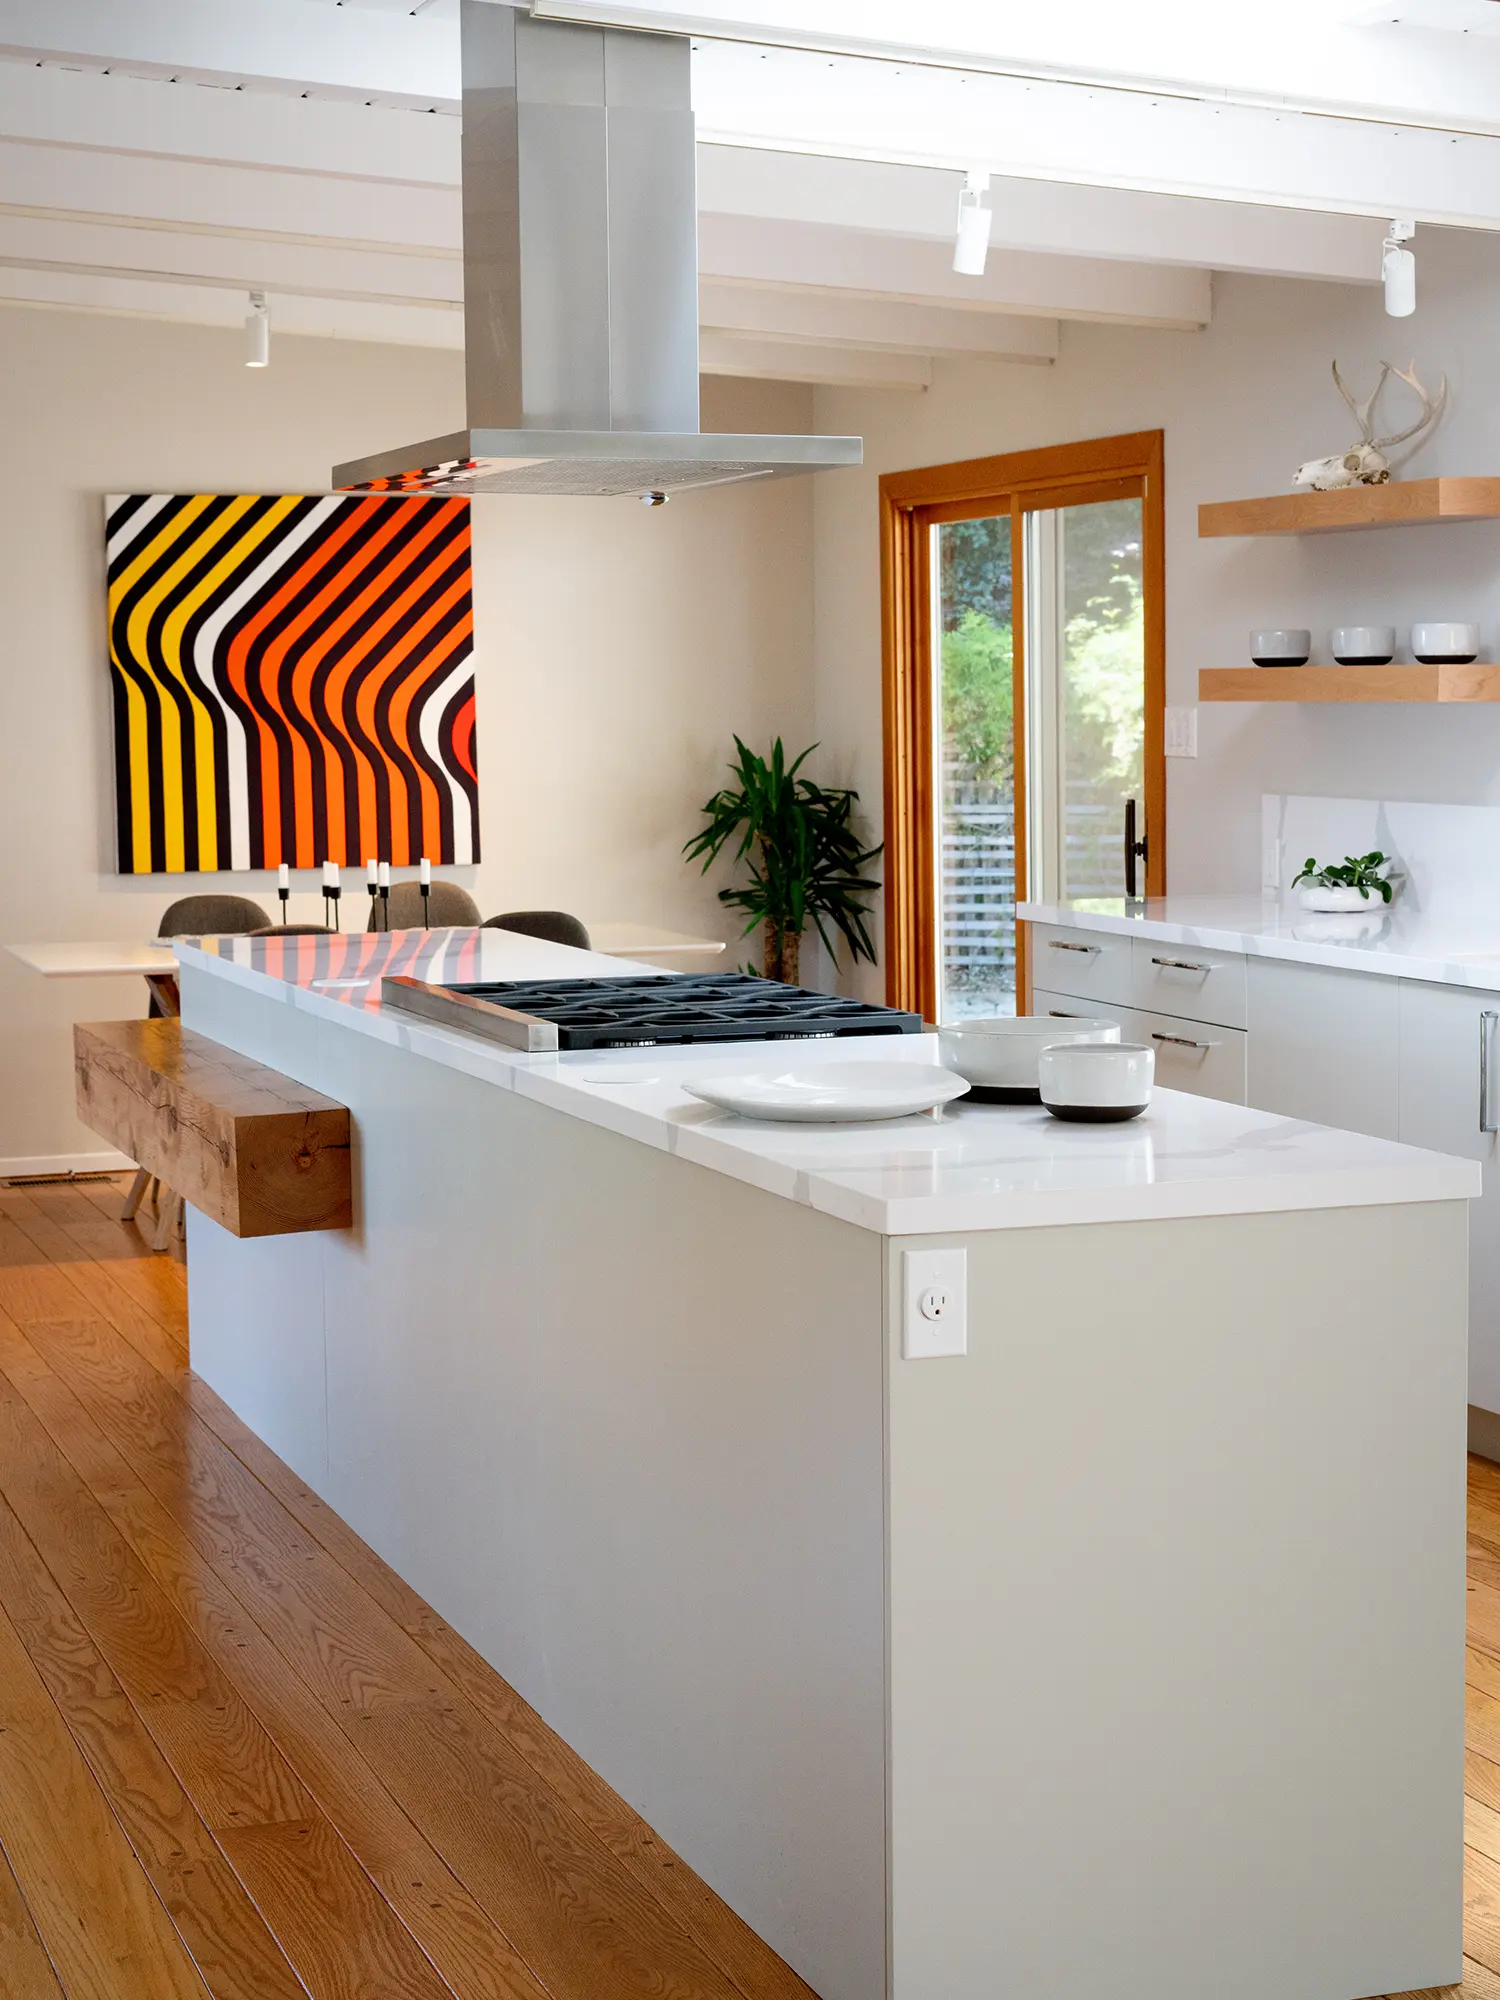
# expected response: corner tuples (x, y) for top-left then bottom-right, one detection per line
(684, 737), (882, 983)
(1292, 851), (1399, 913)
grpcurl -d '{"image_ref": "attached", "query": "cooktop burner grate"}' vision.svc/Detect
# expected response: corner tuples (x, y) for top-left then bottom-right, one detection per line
(380, 971), (925, 1051)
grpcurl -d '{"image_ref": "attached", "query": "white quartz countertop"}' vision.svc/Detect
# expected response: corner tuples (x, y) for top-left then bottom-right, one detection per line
(176, 927), (1478, 1236)
(1021, 893), (1500, 989)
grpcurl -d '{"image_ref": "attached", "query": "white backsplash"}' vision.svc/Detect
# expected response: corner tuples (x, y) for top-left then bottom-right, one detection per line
(1263, 794), (1500, 922)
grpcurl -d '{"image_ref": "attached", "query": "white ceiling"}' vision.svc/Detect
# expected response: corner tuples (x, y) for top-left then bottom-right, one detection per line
(0, 0), (1478, 386)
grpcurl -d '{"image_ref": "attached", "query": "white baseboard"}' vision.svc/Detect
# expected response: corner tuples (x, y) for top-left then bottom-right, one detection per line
(0, 1150), (134, 1179)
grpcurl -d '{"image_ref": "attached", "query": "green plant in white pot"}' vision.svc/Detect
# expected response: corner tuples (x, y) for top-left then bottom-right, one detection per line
(684, 736), (882, 984)
(1292, 850), (1398, 912)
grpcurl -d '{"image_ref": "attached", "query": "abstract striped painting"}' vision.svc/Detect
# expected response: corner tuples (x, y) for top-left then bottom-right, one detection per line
(106, 493), (479, 874)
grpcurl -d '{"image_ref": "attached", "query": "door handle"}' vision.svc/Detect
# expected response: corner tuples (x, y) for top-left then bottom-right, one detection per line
(1482, 1011), (1499, 1134)
(1047, 940), (1099, 955)
(1151, 1031), (1214, 1051)
(1124, 799), (1147, 900)
(1150, 956), (1212, 975)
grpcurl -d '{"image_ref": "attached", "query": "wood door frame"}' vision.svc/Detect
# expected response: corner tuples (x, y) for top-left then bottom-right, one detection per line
(879, 429), (1166, 1020)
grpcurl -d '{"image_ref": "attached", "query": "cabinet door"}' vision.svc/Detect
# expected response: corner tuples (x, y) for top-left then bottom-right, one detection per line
(1028, 924), (1133, 1006)
(1398, 981), (1500, 1411)
(1245, 958), (1399, 1139)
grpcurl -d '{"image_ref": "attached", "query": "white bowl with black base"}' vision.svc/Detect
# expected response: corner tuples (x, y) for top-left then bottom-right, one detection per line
(938, 1015), (1119, 1103)
(1039, 1042), (1154, 1123)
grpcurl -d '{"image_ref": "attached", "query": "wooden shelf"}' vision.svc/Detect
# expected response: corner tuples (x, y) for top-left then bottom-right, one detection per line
(1200, 664), (1500, 704)
(1198, 477), (1500, 538)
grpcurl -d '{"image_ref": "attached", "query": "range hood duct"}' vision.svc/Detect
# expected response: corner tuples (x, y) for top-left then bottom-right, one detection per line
(333, 0), (861, 499)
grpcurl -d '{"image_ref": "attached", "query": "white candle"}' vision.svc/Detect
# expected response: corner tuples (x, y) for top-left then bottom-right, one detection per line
(419, 857), (431, 886)
(325, 860), (340, 891)
(378, 861), (390, 889)
(278, 863), (289, 891)
(365, 856), (377, 887)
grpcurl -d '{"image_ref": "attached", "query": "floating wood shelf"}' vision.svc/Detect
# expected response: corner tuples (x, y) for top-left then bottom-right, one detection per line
(1200, 664), (1500, 704)
(74, 1018), (352, 1236)
(1198, 477), (1500, 538)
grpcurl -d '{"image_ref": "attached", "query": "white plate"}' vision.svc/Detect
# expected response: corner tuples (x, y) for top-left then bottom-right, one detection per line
(683, 1061), (970, 1123)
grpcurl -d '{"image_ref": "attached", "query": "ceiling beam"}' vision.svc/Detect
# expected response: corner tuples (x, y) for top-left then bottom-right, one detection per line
(699, 281), (1059, 359)
(699, 329), (931, 389)
(700, 216), (1211, 329)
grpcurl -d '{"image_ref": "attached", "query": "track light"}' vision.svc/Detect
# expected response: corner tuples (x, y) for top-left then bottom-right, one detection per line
(245, 290), (270, 368)
(953, 170), (992, 278)
(1383, 220), (1416, 319)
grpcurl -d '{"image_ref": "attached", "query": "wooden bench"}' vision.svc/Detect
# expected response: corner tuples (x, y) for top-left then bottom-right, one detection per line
(74, 1019), (352, 1239)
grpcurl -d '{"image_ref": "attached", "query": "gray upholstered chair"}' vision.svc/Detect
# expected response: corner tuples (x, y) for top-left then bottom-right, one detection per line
(383, 880), (481, 929)
(247, 924), (334, 936)
(157, 894), (271, 940)
(483, 910), (592, 951)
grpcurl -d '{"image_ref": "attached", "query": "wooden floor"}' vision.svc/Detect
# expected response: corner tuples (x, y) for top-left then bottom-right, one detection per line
(0, 1179), (1498, 1999)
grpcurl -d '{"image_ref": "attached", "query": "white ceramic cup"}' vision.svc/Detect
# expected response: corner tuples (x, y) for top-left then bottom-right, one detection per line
(938, 1015), (1119, 1100)
(1330, 625), (1397, 664)
(1411, 621), (1480, 664)
(1249, 627), (1310, 666)
(1038, 1042), (1154, 1123)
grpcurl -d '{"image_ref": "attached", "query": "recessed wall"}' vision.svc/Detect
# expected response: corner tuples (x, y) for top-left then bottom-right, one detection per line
(812, 223), (1500, 1000)
(0, 305), (813, 1168)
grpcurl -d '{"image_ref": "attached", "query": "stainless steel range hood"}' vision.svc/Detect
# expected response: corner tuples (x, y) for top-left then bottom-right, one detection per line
(333, 1), (861, 499)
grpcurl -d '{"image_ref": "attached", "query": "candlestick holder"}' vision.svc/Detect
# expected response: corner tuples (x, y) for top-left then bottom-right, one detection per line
(420, 883), (431, 929)
(324, 888), (341, 932)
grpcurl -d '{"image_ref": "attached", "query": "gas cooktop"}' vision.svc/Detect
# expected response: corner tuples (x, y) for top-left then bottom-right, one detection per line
(380, 971), (925, 1052)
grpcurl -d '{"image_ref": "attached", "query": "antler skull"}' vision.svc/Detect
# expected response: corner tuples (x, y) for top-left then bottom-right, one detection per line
(1292, 360), (1448, 491)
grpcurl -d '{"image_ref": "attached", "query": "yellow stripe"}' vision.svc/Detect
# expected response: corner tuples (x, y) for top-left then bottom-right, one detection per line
(156, 497), (303, 871)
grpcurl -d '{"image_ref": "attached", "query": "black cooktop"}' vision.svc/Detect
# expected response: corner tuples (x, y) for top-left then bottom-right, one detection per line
(381, 971), (924, 1051)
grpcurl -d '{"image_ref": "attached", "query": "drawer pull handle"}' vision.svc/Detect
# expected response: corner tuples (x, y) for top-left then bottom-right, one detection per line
(1151, 1031), (1212, 1051)
(1047, 1010), (1089, 1018)
(1047, 940), (1099, 954)
(1150, 956), (1213, 974)
(1483, 1011), (1500, 1134)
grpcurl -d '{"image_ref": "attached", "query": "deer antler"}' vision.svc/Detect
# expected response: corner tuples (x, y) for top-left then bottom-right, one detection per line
(1332, 358), (1390, 443)
(1372, 359), (1448, 450)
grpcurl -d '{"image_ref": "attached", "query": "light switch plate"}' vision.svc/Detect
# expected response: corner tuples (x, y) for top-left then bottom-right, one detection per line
(1164, 706), (1198, 757)
(902, 1247), (968, 1359)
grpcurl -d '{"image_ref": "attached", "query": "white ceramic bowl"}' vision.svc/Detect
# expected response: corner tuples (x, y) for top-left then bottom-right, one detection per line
(1249, 627), (1310, 666)
(1412, 621), (1480, 664)
(938, 1015), (1119, 1101)
(1038, 1042), (1154, 1123)
(1330, 625), (1396, 665)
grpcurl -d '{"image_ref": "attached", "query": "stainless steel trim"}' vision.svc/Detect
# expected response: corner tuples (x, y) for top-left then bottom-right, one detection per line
(1046, 940), (1099, 954)
(380, 974), (560, 1052)
(1151, 1031), (1211, 1050)
(1482, 1010), (1500, 1133)
(1150, 956), (1213, 974)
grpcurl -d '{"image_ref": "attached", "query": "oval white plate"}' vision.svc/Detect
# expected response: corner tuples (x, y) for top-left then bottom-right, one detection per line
(683, 1061), (970, 1123)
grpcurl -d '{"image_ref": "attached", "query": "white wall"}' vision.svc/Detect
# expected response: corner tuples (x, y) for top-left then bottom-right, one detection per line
(812, 224), (1500, 999)
(0, 305), (814, 1167)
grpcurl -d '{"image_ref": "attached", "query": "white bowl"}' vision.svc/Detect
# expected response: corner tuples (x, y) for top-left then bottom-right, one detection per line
(938, 1015), (1119, 1101)
(1331, 625), (1396, 665)
(1038, 1042), (1154, 1122)
(1249, 627), (1310, 666)
(1412, 621), (1480, 664)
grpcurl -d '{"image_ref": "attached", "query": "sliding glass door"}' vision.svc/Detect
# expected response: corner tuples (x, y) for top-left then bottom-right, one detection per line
(881, 434), (1164, 1025)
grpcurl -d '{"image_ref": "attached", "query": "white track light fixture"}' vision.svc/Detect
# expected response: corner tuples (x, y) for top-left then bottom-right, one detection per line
(953, 170), (993, 277)
(1383, 220), (1416, 318)
(245, 290), (270, 368)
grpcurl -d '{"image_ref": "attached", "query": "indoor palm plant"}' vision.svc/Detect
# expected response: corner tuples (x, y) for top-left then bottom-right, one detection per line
(684, 737), (882, 983)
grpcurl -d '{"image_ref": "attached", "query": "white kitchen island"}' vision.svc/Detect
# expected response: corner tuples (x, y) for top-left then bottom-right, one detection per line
(177, 927), (1478, 2000)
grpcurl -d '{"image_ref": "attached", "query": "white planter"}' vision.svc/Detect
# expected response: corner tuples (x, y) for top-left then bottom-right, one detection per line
(1296, 883), (1396, 914)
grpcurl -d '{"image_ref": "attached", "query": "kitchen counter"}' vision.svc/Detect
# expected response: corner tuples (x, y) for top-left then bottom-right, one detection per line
(175, 927), (1474, 1234)
(171, 924), (1474, 2000)
(1020, 891), (1500, 988)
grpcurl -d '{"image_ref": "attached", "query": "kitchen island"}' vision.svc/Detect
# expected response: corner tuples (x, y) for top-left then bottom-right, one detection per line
(176, 926), (1478, 2000)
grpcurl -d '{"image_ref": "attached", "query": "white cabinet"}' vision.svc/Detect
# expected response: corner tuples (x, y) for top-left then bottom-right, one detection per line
(1031, 986), (1132, 1033)
(1245, 958), (1400, 1140)
(1030, 924), (1132, 1007)
(1129, 1007), (1248, 1104)
(1398, 981), (1500, 1410)
(1130, 939), (1247, 1029)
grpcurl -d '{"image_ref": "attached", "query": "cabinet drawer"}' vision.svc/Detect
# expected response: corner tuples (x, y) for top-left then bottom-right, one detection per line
(1130, 939), (1246, 1029)
(1129, 1007), (1248, 1105)
(1028, 924), (1132, 1006)
(1030, 988), (1132, 1034)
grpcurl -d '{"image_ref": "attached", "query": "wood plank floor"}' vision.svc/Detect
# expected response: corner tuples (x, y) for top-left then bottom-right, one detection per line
(0, 1175), (1495, 1999)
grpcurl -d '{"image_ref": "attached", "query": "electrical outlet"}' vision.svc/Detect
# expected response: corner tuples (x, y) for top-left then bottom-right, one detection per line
(1164, 706), (1198, 758)
(902, 1248), (967, 1359)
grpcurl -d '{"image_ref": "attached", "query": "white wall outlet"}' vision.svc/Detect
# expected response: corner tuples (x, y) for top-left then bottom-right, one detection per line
(902, 1247), (968, 1359)
(1164, 706), (1198, 758)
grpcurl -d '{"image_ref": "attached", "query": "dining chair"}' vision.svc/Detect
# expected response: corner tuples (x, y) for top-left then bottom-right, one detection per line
(383, 881), (481, 929)
(247, 924), (334, 936)
(483, 910), (592, 950)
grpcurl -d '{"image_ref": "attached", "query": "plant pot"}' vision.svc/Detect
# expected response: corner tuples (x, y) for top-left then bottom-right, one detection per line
(1295, 883), (1396, 914)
